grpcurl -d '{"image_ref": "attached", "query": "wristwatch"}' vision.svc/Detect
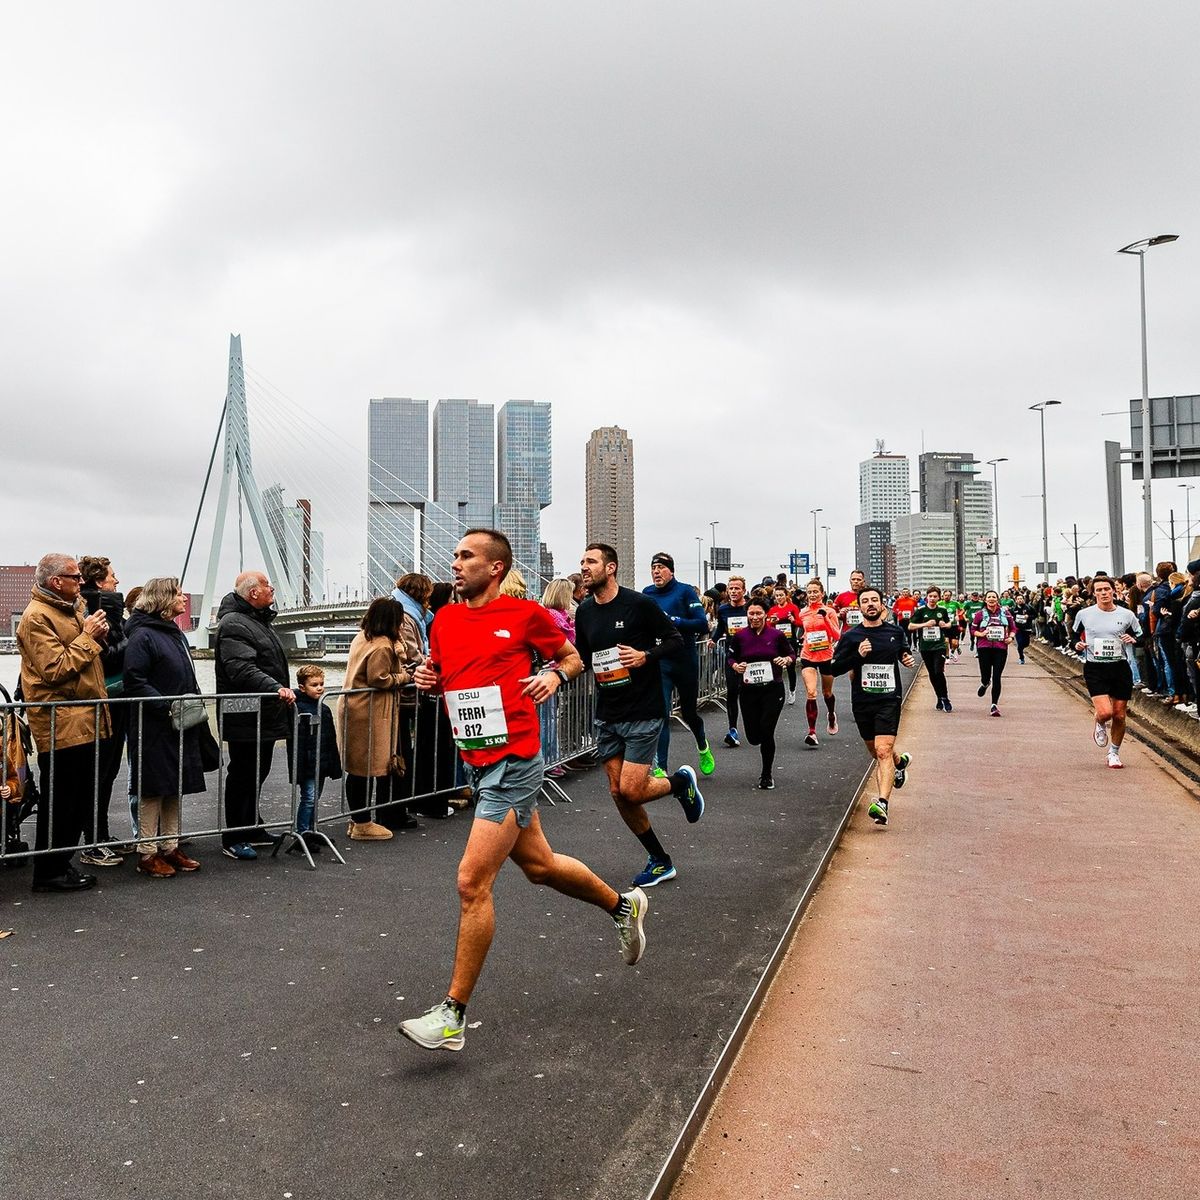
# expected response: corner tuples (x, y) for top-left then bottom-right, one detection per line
(543, 666), (570, 686)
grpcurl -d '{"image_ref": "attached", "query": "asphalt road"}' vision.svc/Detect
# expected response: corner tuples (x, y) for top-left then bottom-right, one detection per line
(1, 673), (902, 1200)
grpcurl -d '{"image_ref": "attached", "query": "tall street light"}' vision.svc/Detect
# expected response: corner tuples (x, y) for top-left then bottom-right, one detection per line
(1029, 401), (1062, 580)
(821, 525), (831, 585)
(695, 535), (703, 588)
(987, 457), (1008, 588)
(810, 508), (822, 578)
(1180, 484), (1195, 563)
(708, 520), (720, 590)
(1118, 234), (1179, 570)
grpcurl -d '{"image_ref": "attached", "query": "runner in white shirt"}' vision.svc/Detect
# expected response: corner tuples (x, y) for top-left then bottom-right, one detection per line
(1073, 577), (1142, 769)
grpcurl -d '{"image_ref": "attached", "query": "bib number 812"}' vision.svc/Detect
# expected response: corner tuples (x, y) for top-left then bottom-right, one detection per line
(463, 722), (483, 738)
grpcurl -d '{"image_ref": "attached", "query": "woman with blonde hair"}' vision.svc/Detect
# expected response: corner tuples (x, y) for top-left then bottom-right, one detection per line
(539, 579), (576, 776)
(499, 567), (527, 600)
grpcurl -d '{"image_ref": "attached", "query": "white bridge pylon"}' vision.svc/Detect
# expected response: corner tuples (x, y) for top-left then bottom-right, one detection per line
(188, 334), (299, 647)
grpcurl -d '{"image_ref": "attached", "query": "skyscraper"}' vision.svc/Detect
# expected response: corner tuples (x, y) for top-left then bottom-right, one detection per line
(496, 400), (552, 582)
(918, 452), (995, 591)
(855, 445), (910, 585)
(586, 426), (635, 582)
(367, 397), (429, 595)
(429, 398), (495, 576)
(859, 447), (911, 523)
(261, 484), (325, 604)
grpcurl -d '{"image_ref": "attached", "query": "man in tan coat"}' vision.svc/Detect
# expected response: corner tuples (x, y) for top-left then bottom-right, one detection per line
(17, 553), (111, 892)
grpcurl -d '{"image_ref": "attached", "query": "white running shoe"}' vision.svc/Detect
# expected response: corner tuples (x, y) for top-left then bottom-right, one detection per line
(1093, 722), (1109, 749)
(1107, 746), (1123, 769)
(787, 689), (797, 706)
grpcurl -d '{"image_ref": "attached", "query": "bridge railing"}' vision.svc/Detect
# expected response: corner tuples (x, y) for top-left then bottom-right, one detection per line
(1, 647), (727, 872)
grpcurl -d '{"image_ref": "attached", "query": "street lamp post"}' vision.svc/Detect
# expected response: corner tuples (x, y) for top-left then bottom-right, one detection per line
(810, 508), (822, 578)
(987, 457), (1008, 588)
(708, 520), (719, 591)
(1029, 401), (1062, 580)
(1118, 234), (1179, 570)
(821, 525), (831, 585)
(695, 536), (703, 588)
(1180, 485), (1195, 564)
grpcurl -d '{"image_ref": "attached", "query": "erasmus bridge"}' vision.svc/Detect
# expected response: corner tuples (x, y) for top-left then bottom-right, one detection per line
(181, 335), (540, 649)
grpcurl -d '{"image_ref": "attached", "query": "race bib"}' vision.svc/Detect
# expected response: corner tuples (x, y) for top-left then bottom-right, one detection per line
(844, 609), (863, 627)
(985, 624), (1005, 641)
(1091, 636), (1121, 661)
(591, 646), (631, 687)
(445, 686), (509, 750)
(805, 627), (830, 648)
(1015, 613), (1028, 625)
(743, 661), (772, 685)
(862, 662), (895, 693)
(777, 622), (793, 638)
(921, 625), (941, 642)
(726, 616), (748, 634)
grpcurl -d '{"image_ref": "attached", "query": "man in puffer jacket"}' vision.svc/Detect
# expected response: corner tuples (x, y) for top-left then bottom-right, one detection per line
(214, 571), (295, 859)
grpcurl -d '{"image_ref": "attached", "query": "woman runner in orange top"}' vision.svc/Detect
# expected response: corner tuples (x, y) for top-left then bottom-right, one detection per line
(797, 579), (842, 747)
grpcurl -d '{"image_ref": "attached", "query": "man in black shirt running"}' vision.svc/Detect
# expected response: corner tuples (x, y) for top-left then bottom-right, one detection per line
(828, 586), (914, 827)
(575, 543), (706, 888)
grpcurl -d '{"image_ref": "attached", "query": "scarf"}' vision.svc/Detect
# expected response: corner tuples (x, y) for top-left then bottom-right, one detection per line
(32, 584), (82, 615)
(392, 588), (430, 654)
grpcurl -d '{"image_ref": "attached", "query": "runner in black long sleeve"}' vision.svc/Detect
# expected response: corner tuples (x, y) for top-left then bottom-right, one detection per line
(827, 586), (915, 827)
(575, 543), (705, 888)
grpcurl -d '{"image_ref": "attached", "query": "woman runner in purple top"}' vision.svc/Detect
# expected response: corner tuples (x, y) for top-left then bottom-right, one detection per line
(726, 601), (795, 789)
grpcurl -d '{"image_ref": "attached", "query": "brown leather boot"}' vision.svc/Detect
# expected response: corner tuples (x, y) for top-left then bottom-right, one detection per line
(163, 848), (200, 872)
(137, 853), (176, 878)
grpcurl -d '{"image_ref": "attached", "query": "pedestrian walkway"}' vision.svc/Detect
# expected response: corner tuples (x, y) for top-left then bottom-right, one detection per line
(672, 653), (1200, 1199)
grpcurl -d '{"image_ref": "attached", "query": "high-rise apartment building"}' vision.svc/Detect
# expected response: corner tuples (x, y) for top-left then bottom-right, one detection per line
(859, 449), (911, 523)
(1, 564), (36, 637)
(367, 397), (429, 595)
(429, 398), (496, 576)
(918, 452), (995, 592)
(891, 512), (958, 591)
(854, 520), (894, 591)
(585, 426), (635, 583)
(496, 400), (552, 582)
(261, 485), (325, 604)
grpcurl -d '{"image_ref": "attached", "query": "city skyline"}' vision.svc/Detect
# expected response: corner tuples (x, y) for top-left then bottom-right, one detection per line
(3, 6), (1198, 595)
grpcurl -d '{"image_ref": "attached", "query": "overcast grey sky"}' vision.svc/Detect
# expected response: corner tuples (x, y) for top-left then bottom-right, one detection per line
(3, 1), (1198, 594)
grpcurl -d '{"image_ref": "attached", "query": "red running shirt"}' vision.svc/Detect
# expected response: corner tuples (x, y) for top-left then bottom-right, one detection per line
(767, 603), (802, 639)
(429, 596), (567, 767)
(892, 596), (917, 622)
(797, 603), (841, 662)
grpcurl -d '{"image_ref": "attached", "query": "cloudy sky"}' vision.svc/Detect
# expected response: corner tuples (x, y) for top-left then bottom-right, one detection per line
(4, 1), (1198, 598)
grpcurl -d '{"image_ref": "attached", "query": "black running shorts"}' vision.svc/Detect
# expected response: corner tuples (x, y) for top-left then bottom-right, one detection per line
(798, 657), (835, 675)
(1083, 661), (1133, 702)
(852, 699), (901, 740)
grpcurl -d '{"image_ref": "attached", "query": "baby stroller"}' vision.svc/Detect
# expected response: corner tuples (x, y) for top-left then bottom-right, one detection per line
(1, 683), (38, 868)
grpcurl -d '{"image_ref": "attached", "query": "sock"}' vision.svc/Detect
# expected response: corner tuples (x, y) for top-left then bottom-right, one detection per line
(610, 894), (632, 919)
(636, 826), (670, 863)
(444, 996), (465, 1021)
(824, 693), (836, 714)
(805, 699), (818, 730)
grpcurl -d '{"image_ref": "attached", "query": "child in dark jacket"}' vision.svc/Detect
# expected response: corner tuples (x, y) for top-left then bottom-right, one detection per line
(287, 665), (342, 849)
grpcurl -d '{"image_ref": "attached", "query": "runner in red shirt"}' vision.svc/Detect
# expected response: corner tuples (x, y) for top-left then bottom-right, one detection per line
(834, 569), (866, 632)
(399, 529), (648, 1055)
(766, 584), (803, 704)
(891, 587), (918, 650)
(797, 579), (842, 746)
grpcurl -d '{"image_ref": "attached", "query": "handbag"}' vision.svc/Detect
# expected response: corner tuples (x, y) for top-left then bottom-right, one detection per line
(170, 695), (209, 732)
(197, 724), (221, 772)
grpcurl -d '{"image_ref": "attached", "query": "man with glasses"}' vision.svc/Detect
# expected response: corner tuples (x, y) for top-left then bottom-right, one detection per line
(214, 571), (295, 859)
(16, 553), (112, 892)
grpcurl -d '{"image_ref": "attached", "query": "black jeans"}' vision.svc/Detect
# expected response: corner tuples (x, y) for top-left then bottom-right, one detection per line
(223, 739), (274, 846)
(921, 650), (948, 701)
(91, 703), (128, 842)
(345, 773), (397, 822)
(740, 681), (785, 778)
(34, 744), (97, 882)
(977, 647), (1008, 704)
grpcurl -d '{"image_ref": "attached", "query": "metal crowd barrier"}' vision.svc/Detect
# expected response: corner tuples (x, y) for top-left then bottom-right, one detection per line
(1, 648), (728, 875)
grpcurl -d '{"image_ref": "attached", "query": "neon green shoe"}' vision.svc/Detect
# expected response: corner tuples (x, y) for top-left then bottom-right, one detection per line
(651, 766), (668, 779)
(698, 743), (715, 776)
(867, 799), (889, 826)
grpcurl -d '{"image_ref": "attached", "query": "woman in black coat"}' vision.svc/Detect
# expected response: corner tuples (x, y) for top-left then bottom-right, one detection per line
(124, 577), (206, 879)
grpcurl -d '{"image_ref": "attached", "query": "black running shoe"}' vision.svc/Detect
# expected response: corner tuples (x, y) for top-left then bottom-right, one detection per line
(893, 753), (911, 789)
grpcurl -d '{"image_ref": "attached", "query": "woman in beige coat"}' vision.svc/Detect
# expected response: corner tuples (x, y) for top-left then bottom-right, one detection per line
(337, 598), (413, 841)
